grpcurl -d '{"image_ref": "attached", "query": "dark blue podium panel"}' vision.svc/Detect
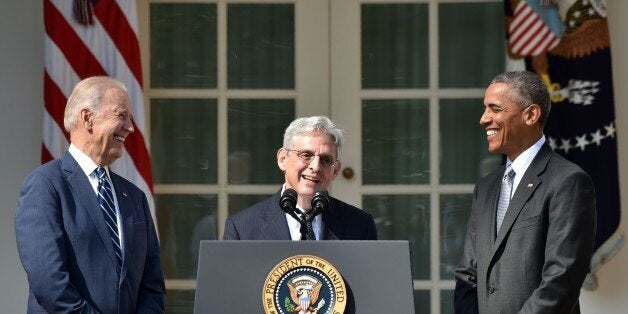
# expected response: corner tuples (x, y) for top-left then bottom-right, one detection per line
(194, 240), (414, 314)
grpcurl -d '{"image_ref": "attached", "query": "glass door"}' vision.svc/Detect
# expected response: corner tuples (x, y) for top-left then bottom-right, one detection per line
(141, 0), (505, 312)
(330, 0), (504, 313)
(141, 0), (330, 312)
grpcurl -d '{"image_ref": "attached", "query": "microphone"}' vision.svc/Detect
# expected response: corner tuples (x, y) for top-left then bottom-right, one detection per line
(279, 188), (301, 221)
(307, 189), (329, 221)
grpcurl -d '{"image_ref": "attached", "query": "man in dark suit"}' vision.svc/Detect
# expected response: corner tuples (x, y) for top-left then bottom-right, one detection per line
(15, 77), (165, 313)
(223, 116), (377, 240)
(454, 71), (596, 313)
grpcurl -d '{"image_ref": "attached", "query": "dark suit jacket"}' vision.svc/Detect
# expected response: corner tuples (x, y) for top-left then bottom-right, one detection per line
(15, 151), (165, 313)
(454, 144), (596, 314)
(222, 191), (377, 240)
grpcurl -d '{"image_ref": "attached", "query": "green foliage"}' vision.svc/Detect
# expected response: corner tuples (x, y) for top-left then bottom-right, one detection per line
(284, 297), (295, 312)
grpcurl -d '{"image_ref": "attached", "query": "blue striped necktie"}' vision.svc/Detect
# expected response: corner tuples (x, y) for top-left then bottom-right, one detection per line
(95, 167), (122, 269)
(496, 165), (515, 233)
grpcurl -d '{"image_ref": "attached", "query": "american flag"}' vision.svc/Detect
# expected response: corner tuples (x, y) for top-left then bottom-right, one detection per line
(504, 0), (622, 290)
(508, 0), (565, 56)
(43, 0), (155, 224)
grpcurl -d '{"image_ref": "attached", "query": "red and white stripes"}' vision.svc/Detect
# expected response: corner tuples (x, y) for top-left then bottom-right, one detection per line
(43, 0), (155, 224)
(508, 0), (561, 56)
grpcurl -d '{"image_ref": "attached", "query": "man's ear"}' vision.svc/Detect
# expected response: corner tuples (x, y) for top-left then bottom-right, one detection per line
(524, 104), (541, 126)
(331, 160), (341, 179)
(80, 108), (94, 130)
(277, 148), (287, 171)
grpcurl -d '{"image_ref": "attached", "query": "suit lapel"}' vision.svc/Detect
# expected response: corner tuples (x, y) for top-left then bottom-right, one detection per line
(474, 169), (503, 256)
(111, 173), (132, 278)
(486, 171), (503, 243)
(322, 199), (343, 240)
(260, 192), (292, 240)
(255, 193), (345, 240)
(62, 152), (121, 270)
(490, 145), (551, 258)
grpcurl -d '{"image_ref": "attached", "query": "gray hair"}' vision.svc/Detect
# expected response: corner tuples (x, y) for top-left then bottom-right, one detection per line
(283, 116), (344, 156)
(490, 71), (551, 126)
(63, 76), (127, 132)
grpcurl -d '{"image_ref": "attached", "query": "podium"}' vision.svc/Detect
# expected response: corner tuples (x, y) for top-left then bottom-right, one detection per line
(194, 240), (415, 314)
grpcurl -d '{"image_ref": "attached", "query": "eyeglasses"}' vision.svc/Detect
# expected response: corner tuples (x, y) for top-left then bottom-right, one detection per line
(285, 149), (338, 168)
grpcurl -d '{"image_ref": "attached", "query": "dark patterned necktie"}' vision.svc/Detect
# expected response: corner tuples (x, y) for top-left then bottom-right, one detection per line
(300, 212), (316, 241)
(95, 167), (122, 269)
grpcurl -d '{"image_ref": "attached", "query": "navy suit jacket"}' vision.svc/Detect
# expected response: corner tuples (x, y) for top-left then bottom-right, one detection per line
(223, 191), (377, 240)
(15, 151), (165, 313)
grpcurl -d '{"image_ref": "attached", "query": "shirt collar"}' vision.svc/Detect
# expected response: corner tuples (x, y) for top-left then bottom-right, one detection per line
(280, 184), (323, 240)
(68, 144), (109, 178)
(507, 135), (545, 176)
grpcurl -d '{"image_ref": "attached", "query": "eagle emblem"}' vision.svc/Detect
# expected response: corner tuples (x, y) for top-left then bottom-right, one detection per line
(263, 255), (346, 314)
(287, 275), (325, 314)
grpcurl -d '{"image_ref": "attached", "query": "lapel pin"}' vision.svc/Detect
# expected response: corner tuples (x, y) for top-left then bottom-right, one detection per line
(527, 183), (533, 188)
(122, 192), (128, 197)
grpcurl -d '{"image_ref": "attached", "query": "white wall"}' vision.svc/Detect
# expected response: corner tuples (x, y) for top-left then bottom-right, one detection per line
(0, 0), (43, 312)
(1, 1), (627, 313)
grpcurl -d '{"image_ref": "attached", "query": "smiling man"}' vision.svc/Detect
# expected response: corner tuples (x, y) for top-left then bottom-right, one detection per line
(454, 71), (596, 313)
(223, 116), (377, 241)
(15, 77), (165, 313)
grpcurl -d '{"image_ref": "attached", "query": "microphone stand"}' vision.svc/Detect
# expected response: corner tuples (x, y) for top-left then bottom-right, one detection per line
(280, 188), (330, 239)
(280, 189), (302, 222)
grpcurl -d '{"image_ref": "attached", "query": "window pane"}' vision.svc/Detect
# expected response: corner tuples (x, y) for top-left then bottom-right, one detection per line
(151, 3), (217, 88)
(157, 194), (218, 279)
(228, 194), (272, 216)
(363, 195), (430, 280)
(363, 99), (429, 184)
(228, 99), (294, 184)
(151, 99), (217, 184)
(413, 290), (430, 314)
(227, 4), (294, 89)
(441, 290), (454, 314)
(439, 3), (504, 87)
(440, 194), (472, 279)
(362, 3), (428, 89)
(165, 289), (195, 314)
(440, 99), (501, 183)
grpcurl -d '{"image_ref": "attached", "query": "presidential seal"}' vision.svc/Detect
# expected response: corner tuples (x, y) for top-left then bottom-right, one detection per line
(262, 255), (347, 314)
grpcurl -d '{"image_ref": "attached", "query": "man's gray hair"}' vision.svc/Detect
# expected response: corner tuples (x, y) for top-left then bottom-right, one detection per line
(283, 116), (344, 156)
(491, 71), (551, 126)
(63, 76), (127, 132)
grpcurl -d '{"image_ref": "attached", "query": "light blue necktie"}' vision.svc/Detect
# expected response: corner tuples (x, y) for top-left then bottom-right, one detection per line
(95, 167), (122, 269)
(496, 165), (515, 233)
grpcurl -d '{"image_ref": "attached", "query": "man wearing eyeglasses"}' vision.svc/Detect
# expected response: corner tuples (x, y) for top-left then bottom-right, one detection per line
(223, 116), (377, 240)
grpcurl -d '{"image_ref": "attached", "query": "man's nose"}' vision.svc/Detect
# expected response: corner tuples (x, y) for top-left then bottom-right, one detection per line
(125, 119), (135, 133)
(308, 155), (322, 169)
(479, 111), (490, 126)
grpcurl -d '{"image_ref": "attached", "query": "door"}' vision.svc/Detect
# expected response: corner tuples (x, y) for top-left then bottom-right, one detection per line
(329, 1), (505, 313)
(141, 1), (333, 312)
(141, 0), (505, 313)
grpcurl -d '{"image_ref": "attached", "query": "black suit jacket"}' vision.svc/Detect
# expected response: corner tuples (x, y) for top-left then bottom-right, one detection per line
(222, 191), (377, 240)
(454, 144), (596, 313)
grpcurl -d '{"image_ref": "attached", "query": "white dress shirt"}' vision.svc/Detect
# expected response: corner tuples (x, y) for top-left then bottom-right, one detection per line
(507, 135), (546, 198)
(281, 185), (323, 240)
(68, 144), (125, 254)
